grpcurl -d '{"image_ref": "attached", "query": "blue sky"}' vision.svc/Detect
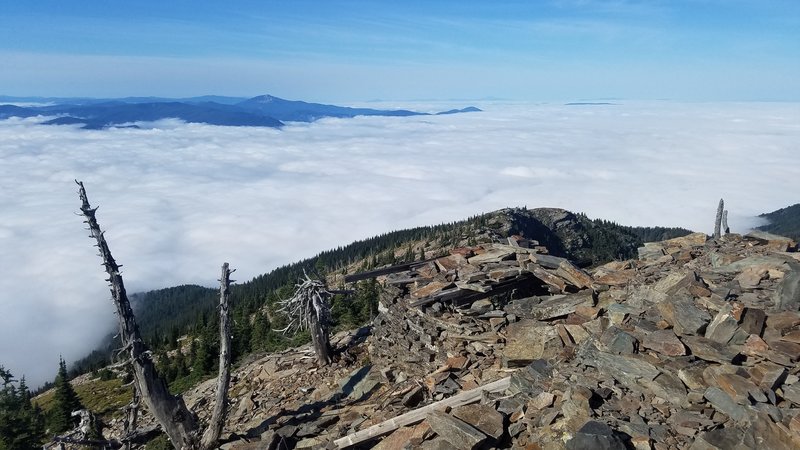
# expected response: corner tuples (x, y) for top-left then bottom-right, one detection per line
(1, 0), (798, 101)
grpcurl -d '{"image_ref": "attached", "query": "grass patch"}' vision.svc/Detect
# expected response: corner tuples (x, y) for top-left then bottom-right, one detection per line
(34, 377), (132, 419)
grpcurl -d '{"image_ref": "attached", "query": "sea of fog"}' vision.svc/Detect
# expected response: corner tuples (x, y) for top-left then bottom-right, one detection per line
(1, 101), (797, 386)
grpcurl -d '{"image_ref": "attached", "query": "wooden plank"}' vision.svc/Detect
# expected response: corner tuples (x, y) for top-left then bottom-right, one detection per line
(408, 273), (536, 308)
(407, 287), (474, 308)
(334, 377), (511, 448)
(344, 258), (435, 283)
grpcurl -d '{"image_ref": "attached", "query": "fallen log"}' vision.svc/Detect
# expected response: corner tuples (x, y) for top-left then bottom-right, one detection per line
(344, 259), (436, 283)
(408, 272), (537, 308)
(333, 376), (510, 448)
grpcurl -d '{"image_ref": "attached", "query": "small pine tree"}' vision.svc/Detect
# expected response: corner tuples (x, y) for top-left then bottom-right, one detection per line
(0, 366), (45, 449)
(250, 312), (272, 351)
(47, 357), (84, 434)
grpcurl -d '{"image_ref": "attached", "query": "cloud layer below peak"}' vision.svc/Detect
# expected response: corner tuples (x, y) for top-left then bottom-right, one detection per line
(1, 101), (797, 386)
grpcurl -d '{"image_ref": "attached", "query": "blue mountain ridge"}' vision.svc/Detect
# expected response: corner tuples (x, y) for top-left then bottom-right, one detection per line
(0, 95), (481, 129)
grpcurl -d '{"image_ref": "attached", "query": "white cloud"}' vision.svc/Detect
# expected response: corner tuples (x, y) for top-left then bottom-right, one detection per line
(1, 101), (798, 386)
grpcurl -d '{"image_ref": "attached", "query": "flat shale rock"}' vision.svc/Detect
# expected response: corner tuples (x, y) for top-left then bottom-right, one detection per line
(467, 247), (515, 265)
(743, 411), (800, 450)
(528, 291), (594, 320)
(411, 281), (454, 299)
(579, 343), (659, 389)
(528, 391), (556, 410)
(681, 335), (741, 364)
(740, 307), (766, 335)
(373, 426), (417, 450)
(565, 421), (626, 450)
(421, 437), (455, 450)
(503, 296), (543, 318)
(508, 359), (553, 395)
(774, 263), (800, 311)
(735, 265), (770, 289)
(452, 403), (505, 440)
(705, 305), (741, 344)
(690, 427), (747, 450)
(530, 253), (567, 269)
(748, 361), (787, 390)
(782, 383), (800, 405)
(769, 339), (800, 362)
(658, 295), (711, 336)
(638, 244), (665, 261)
(714, 373), (766, 404)
(704, 387), (749, 422)
(766, 311), (800, 332)
(435, 254), (469, 272)
(503, 320), (562, 367)
(426, 410), (487, 450)
(556, 260), (594, 288)
(642, 371), (687, 405)
(715, 255), (789, 274)
(599, 326), (638, 354)
(641, 329), (686, 356)
(594, 268), (637, 286)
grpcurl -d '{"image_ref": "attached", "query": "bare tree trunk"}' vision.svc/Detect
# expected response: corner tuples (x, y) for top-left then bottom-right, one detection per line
(122, 387), (140, 450)
(276, 273), (334, 366)
(76, 181), (200, 449)
(199, 263), (234, 449)
(722, 209), (730, 234)
(309, 309), (332, 366)
(714, 198), (724, 239)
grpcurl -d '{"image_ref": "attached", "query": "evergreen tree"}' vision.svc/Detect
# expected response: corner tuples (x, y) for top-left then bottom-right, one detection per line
(0, 366), (44, 449)
(250, 312), (271, 352)
(191, 322), (218, 379)
(231, 309), (252, 363)
(47, 357), (84, 434)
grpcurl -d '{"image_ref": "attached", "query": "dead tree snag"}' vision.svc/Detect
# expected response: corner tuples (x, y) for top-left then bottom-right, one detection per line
(714, 198), (724, 239)
(722, 209), (730, 234)
(200, 263), (234, 448)
(277, 272), (333, 365)
(75, 180), (233, 450)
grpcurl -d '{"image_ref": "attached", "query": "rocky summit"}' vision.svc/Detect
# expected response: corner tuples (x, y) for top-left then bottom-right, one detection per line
(103, 228), (800, 449)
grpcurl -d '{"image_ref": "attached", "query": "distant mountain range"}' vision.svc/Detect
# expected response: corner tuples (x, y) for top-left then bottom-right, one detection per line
(0, 94), (481, 129)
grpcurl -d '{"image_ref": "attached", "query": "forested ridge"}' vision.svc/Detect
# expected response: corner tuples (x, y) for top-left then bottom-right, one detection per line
(758, 203), (800, 240)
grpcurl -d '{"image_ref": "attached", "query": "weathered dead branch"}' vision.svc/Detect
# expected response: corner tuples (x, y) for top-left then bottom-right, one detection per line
(722, 209), (730, 234)
(276, 271), (333, 365)
(200, 263), (234, 448)
(75, 181), (233, 450)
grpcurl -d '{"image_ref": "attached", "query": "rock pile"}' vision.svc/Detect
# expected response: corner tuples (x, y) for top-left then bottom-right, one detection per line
(105, 230), (800, 449)
(355, 231), (800, 449)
